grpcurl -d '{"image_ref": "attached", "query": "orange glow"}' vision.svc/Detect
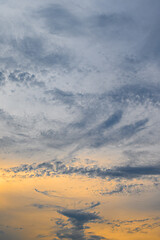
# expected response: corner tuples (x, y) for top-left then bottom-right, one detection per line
(0, 171), (159, 240)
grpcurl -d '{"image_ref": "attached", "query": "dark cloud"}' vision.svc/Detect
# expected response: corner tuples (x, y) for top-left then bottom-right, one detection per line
(119, 118), (148, 138)
(38, 100), (148, 150)
(91, 13), (132, 28)
(41, 52), (70, 68)
(38, 3), (134, 42)
(46, 83), (160, 110)
(55, 227), (106, 240)
(143, 26), (160, 63)
(61, 164), (160, 179)
(55, 228), (107, 240)
(4, 160), (160, 180)
(139, 0), (160, 63)
(98, 110), (123, 129)
(8, 70), (45, 88)
(37, 84), (159, 154)
(13, 37), (43, 61)
(38, 4), (81, 36)
(58, 209), (100, 229)
(88, 12), (134, 40)
(32, 201), (104, 239)
(54, 202), (105, 240)
(0, 72), (5, 86)
(0, 82), (158, 157)
(84, 202), (101, 210)
(86, 110), (123, 142)
(37, 162), (54, 169)
(108, 84), (160, 105)
(13, 36), (71, 68)
(89, 118), (148, 148)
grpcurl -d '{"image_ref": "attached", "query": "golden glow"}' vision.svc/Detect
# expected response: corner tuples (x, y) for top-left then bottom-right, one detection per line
(0, 171), (159, 240)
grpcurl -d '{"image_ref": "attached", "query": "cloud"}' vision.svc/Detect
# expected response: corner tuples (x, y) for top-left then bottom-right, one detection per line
(36, 234), (48, 239)
(8, 70), (45, 88)
(98, 110), (123, 129)
(32, 203), (57, 210)
(32, 200), (104, 239)
(88, 12), (134, 41)
(13, 36), (71, 68)
(127, 221), (160, 234)
(37, 4), (82, 36)
(58, 209), (100, 229)
(101, 183), (144, 195)
(34, 188), (65, 199)
(37, 162), (54, 169)
(90, 118), (149, 148)
(3, 160), (160, 180)
(139, 0), (160, 63)
(0, 72), (5, 86)
(0, 1), (160, 239)
(0, 136), (15, 148)
(54, 202), (105, 240)
(55, 227), (106, 240)
(45, 88), (76, 106)
(109, 84), (160, 105)
(90, 13), (132, 28)
(105, 216), (160, 234)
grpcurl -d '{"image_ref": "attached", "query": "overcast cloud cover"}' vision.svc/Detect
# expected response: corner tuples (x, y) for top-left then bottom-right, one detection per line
(0, 0), (160, 170)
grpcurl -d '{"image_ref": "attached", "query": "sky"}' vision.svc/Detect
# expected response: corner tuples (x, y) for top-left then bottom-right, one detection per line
(0, 0), (160, 239)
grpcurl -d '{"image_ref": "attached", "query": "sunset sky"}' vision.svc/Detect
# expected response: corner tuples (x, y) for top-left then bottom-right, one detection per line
(0, 0), (160, 239)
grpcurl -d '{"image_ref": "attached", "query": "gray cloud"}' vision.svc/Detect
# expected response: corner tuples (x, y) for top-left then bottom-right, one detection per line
(105, 217), (160, 233)
(46, 88), (76, 106)
(31, 203), (58, 210)
(58, 209), (100, 229)
(13, 36), (71, 68)
(0, 136), (15, 149)
(8, 70), (45, 88)
(108, 84), (160, 105)
(88, 12), (135, 41)
(32, 201), (104, 239)
(0, 1), (160, 239)
(101, 183), (144, 195)
(90, 118), (149, 148)
(55, 202), (104, 240)
(0, 72), (5, 86)
(37, 4), (82, 36)
(4, 160), (160, 180)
